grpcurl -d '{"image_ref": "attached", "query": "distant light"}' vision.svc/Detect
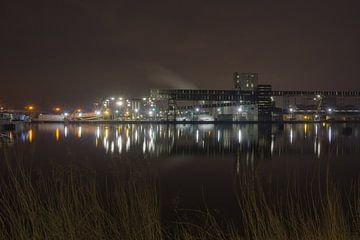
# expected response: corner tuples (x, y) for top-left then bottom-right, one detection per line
(327, 108), (333, 113)
(103, 103), (107, 107)
(54, 107), (61, 112)
(238, 107), (243, 112)
(118, 97), (123, 100)
(148, 111), (153, 116)
(116, 101), (123, 106)
(115, 110), (119, 113)
(26, 105), (34, 111)
(134, 109), (139, 113)
(76, 108), (81, 113)
(195, 108), (200, 112)
(142, 97), (147, 101)
(95, 111), (101, 116)
(217, 108), (221, 112)
(78, 113), (82, 117)
(289, 108), (294, 113)
(110, 97), (115, 101)
(64, 112), (69, 117)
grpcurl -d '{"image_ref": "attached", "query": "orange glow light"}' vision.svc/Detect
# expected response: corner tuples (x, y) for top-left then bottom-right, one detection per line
(55, 128), (60, 141)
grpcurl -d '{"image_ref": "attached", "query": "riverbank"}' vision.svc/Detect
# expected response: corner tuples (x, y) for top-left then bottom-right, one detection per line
(0, 148), (359, 240)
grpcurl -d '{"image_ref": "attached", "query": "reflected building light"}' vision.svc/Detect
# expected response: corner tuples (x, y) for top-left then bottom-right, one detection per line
(21, 133), (26, 142)
(64, 126), (68, 138)
(105, 128), (109, 139)
(238, 129), (242, 143)
(271, 135), (274, 155)
(95, 138), (98, 147)
(314, 138), (317, 155)
(103, 138), (109, 153)
(315, 124), (318, 137)
(304, 124), (308, 138)
(55, 128), (60, 141)
(96, 126), (100, 139)
(135, 130), (138, 142)
(77, 127), (82, 138)
(149, 138), (155, 152)
(118, 136), (123, 154)
(149, 128), (153, 139)
(111, 141), (114, 154)
(143, 137), (146, 153)
(317, 141), (321, 158)
(126, 137), (131, 151)
(196, 129), (199, 143)
(217, 130), (220, 143)
(328, 126), (332, 143)
(103, 137), (107, 148)
(28, 129), (33, 143)
(290, 127), (293, 144)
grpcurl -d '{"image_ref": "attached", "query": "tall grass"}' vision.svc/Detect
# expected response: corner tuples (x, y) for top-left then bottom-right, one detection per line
(0, 148), (360, 239)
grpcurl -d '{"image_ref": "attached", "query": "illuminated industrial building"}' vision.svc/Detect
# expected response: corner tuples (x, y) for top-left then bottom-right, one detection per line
(60, 72), (360, 123)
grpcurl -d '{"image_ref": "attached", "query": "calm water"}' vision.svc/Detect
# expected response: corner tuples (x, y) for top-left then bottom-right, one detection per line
(2, 123), (360, 220)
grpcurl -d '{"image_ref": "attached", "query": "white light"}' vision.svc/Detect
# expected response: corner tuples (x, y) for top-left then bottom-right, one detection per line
(195, 108), (200, 112)
(63, 113), (69, 117)
(116, 101), (123, 106)
(142, 97), (147, 101)
(148, 110), (153, 116)
(111, 97), (115, 100)
(327, 108), (333, 113)
(134, 109), (139, 113)
(78, 113), (82, 117)
(289, 108), (294, 113)
(115, 110), (119, 113)
(238, 107), (243, 112)
(118, 97), (123, 100)
(217, 108), (221, 112)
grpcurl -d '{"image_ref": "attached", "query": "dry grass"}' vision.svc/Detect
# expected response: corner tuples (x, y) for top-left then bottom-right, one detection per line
(0, 148), (360, 240)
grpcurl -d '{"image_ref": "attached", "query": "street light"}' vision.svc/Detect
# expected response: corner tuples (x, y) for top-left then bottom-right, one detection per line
(25, 105), (35, 111)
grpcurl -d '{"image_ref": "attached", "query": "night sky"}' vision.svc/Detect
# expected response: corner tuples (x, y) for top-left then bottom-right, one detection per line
(1, 0), (360, 110)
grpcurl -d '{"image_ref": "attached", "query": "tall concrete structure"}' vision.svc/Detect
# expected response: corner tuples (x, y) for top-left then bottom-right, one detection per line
(233, 72), (258, 90)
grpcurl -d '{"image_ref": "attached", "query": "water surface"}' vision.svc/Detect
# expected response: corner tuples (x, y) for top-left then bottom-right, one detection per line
(2, 123), (360, 221)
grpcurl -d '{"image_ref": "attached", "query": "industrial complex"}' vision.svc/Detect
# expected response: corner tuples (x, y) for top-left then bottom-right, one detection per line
(2, 72), (360, 123)
(72, 72), (360, 123)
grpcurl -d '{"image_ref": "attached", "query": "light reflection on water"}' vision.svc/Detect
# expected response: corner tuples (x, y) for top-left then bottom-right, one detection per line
(4, 122), (360, 220)
(7, 123), (360, 162)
